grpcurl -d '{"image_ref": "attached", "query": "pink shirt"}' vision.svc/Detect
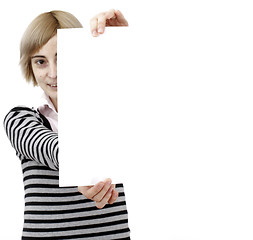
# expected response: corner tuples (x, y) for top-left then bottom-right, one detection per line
(37, 93), (58, 133)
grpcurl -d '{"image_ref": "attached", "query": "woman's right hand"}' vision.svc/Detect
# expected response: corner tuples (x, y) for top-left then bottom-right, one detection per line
(78, 178), (119, 209)
(90, 9), (128, 37)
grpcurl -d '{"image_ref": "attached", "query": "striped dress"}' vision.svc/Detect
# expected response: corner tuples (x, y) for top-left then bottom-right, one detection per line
(3, 106), (130, 240)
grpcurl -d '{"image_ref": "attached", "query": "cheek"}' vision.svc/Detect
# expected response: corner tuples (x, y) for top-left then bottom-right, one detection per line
(33, 69), (45, 83)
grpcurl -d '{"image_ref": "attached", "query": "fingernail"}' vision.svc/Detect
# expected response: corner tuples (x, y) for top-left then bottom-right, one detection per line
(98, 27), (104, 34)
(92, 30), (97, 36)
(106, 180), (112, 186)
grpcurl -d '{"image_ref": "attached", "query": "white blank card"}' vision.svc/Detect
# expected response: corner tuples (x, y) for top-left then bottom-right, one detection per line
(58, 27), (172, 186)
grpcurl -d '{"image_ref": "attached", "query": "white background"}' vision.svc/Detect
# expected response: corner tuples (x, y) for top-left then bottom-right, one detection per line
(1, 0), (253, 239)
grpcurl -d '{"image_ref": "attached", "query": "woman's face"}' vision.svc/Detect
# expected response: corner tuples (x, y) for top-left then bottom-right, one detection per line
(31, 35), (58, 109)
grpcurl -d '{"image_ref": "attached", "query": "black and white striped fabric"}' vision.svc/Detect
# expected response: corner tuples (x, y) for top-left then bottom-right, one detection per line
(4, 107), (130, 240)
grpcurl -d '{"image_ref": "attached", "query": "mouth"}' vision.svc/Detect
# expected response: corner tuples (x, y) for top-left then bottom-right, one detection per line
(48, 83), (57, 89)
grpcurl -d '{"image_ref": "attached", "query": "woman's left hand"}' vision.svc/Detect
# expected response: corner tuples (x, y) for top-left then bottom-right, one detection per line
(90, 9), (128, 37)
(78, 179), (119, 209)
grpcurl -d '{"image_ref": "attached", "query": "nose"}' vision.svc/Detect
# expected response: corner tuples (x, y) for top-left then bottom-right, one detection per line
(48, 62), (57, 79)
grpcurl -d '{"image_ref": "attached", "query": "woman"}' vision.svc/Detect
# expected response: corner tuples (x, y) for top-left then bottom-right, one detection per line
(4, 9), (130, 240)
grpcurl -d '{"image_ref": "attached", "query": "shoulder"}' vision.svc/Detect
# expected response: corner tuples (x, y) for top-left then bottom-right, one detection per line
(3, 106), (43, 129)
(4, 106), (42, 121)
(4, 106), (52, 131)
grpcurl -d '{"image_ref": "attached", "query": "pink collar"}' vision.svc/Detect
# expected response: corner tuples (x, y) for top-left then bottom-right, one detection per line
(37, 92), (58, 133)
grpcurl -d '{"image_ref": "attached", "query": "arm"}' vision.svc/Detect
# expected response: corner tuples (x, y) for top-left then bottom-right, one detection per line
(3, 107), (59, 170)
(4, 107), (116, 207)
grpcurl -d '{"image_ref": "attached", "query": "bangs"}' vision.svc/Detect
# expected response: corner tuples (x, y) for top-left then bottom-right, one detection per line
(20, 12), (59, 57)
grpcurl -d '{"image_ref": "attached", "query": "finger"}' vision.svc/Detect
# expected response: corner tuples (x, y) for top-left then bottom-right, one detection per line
(108, 188), (119, 204)
(78, 186), (91, 195)
(97, 15), (107, 34)
(92, 178), (112, 202)
(84, 181), (104, 199)
(96, 185), (114, 209)
(90, 17), (99, 37)
(103, 9), (117, 21)
(115, 10), (129, 26)
(97, 9), (116, 33)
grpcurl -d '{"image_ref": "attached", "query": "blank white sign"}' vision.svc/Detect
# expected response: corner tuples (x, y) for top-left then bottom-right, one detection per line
(58, 27), (173, 185)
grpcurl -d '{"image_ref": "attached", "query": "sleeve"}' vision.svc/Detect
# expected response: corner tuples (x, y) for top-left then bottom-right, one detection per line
(3, 106), (59, 170)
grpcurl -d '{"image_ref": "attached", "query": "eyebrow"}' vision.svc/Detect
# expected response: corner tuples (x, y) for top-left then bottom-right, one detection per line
(31, 55), (46, 59)
(31, 53), (57, 59)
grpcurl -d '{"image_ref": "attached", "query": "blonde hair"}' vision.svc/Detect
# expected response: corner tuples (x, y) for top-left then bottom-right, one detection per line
(20, 10), (83, 86)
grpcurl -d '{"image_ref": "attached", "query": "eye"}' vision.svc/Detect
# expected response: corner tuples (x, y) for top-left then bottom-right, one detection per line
(32, 58), (48, 68)
(36, 59), (45, 65)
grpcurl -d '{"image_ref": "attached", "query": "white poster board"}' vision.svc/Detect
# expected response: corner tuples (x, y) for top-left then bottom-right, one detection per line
(58, 27), (173, 186)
